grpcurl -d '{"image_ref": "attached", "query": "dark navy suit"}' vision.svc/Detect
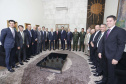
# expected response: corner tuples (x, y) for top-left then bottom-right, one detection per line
(24, 29), (33, 58)
(61, 30), (66, 50)
(99, 26), (126, 84)
(66, 32), (73, 50)
(55, 31), (61, 49)
(1, 28), (17, 70)
(41, 31), (46, 51)
(48, 32), (55, 50)
(31, 29), (37, 55)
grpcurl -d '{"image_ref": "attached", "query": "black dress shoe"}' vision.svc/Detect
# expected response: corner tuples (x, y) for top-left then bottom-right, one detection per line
(8, 69), (15, 72)
(12, 65), (20, 68)
(91, 70), (97, 73)
(89, 63), (93, 65)
(93, 73), (102, 76)
(27, 58), (30, 60)
(24, 60), (28, 62)
(91, 66), (96, 69)
(95, 80), (103, 83)
(20, 62), (24, 65)
(73, 50), (74, 51)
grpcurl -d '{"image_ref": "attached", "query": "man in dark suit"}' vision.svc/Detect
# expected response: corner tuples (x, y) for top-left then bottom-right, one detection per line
(24, 25), (33, 60)
(61, 26), (66, 50)
(45, 28), (49, 50)
(37, 27), (42, 54)
(89, 29), (95, 62)
(1, 20), (19, 72)
(48, 28), (55, 50)
(55, 28), (61, 50)
(90, 25), (101, 70)
(95, 24), (107, 84)
(98, 15), (126, 84)
(31, 26), (37, 56)
(41, 26), (46, 51)
(66, 28), (73, 51)
(17, 25), (29, 65)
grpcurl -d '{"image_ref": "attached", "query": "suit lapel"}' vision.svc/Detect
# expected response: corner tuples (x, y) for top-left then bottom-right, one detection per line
(8, 28), (14, 38)
(106, 26), (116, 40)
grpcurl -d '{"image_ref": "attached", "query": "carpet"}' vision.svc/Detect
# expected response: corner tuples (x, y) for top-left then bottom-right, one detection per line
(21, 50), (91, 84)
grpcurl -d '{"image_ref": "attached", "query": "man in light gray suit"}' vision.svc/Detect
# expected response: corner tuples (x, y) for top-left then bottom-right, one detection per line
(37, 27), (42, 54)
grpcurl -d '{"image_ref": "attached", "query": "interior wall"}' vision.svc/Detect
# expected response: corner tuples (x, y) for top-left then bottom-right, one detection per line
(103, 0), (119, 23)
(0, 0), (88, 32)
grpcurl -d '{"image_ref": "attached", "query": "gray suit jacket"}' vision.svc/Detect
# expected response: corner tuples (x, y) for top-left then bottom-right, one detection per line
(37, 31), (42, 43)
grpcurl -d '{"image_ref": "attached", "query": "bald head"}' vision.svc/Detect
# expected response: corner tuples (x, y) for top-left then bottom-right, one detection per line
(95, 25), (100, 31)
(38, 27), (41, 31)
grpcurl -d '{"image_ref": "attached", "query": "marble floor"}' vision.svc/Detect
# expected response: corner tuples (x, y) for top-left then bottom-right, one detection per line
(0, 50), (101, 84)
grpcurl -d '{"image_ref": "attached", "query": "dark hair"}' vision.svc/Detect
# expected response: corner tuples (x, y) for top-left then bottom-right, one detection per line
(42, 26), (45, 28)
(18, 25), (24, 28)
(82, 28), (84, 30)
(100, 24), (107, 27)
(9, 20), (15, 24)
(107, 15), (116, 21)
(61, 26), (64, 28)
(75, 28), (77, 29)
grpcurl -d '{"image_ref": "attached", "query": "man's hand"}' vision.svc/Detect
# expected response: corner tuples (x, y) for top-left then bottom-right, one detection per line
(45, 40), (47, 41)
(27, 45), (29, 48)
(17, 47), (20, 50)
(54, 40), (55, 41)
(59, 39), (60, 40)
(91, 42), (94, 47)
(98, 53), (102, 59)
(49, 40), (50, 42)
(32, 42), (34, 45)
(64, 39), (65, 41)
(112, 59), (118, 65)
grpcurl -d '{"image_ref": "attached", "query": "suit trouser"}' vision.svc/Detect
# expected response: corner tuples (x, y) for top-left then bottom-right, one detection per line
(45, 40), (49, 49)
(26, 42), (32, 58)
(32, 41), (37, 55)
(107, 59), (118, 84)
(101, 54), (108, 83)
(73, 41), (78, 51)
(18, 44), (27, 63)
(95, 50), (102, 73)
(67, 40), (71, 50)
(5, 47), (16, 70)
(37, 42), (41, 54)
(61, 39), (65, 50)
(42, 40), (45, 50)
(55, 39), (59, 49)
(79, 41), (84, 52)
(49, 41), (54, 50)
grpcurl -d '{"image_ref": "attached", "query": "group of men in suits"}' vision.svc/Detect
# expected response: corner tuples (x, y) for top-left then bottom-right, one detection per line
(0, 20), (87, 72)
(89, 15), (126, 84)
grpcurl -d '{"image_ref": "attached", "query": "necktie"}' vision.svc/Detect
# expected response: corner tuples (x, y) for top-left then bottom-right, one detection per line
(12, 29), (15, 38)
(21, 32), (24, 44)
(106, 29), (111, 38)
(52, 32), (53, 35)
(97, 33), (102, 42)
(29, 31), (32, 37)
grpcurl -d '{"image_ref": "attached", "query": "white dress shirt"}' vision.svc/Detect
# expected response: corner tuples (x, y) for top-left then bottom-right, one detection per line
(97, 32), (104, 47)
(93, 30), (100, 41)
(9, 27), (15, 38)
